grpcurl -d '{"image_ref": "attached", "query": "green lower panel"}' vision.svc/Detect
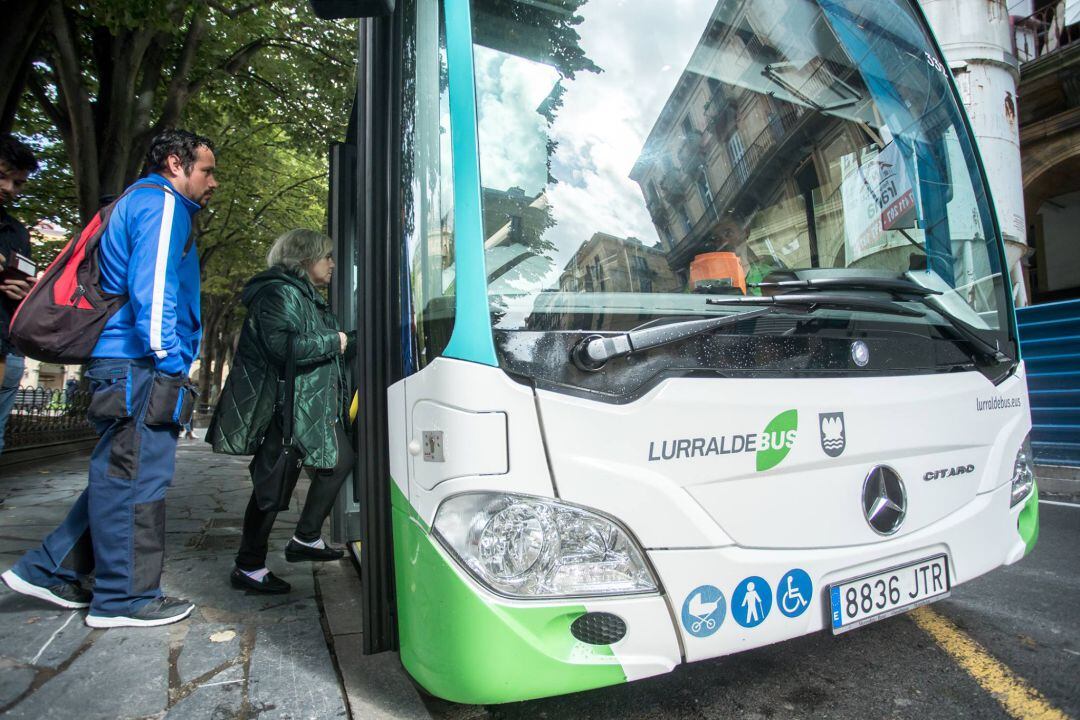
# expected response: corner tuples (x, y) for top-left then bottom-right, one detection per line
(391, 486), (626, 704)
(1017, 480), (1039, 556)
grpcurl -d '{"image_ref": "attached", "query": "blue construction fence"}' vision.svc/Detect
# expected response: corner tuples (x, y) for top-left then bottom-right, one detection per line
(1016, 298), (1080, 467)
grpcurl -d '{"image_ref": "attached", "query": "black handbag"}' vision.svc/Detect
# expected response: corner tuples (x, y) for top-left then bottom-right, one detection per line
(249, 334), (304, 512)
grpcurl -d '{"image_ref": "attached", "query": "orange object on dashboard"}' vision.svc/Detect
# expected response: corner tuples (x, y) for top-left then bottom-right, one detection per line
(689, 252), (746, 295)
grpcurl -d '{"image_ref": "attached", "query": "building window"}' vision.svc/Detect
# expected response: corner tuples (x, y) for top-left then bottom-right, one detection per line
(647, 179), (661, 206)
(697, 170), (713, 211)
(658, 222), (673, 249)
(678, 204), (693, 235)
(728, 131), (749, 185)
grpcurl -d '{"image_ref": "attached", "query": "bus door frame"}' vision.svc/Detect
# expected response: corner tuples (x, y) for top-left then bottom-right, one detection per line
(327, 7), (405, 655)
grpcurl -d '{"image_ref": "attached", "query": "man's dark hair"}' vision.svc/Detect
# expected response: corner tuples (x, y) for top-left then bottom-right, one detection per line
(0, 134), (39, 174)
(144, 129), (214, 175)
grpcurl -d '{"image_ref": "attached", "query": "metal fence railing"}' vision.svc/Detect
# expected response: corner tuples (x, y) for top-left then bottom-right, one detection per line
(3, 386), (97, 451)
(1015, 4), (1080, 64)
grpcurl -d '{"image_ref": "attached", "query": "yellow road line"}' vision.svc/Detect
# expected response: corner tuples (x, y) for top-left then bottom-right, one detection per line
(911, 606), (1070, 720)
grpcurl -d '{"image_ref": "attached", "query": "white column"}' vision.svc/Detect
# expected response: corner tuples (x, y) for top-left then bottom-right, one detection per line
(920, 0), (1030, 306)
(23, 357), (40, 387)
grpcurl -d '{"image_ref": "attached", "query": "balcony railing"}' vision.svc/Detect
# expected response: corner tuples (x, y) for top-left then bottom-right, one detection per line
(3, 386), (96, 451)
(659, 169), (691, 201)
(671, 103), (804, 266)
(1015, 4), (1080, 63)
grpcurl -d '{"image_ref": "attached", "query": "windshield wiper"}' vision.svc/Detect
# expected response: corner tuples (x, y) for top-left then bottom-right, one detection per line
(572, 293), (924, 371)
(571, 307), (776, 371)
(703, 292), (925, 317)
(570, 289), (1009, 373)
(751, 276), (940, 296)
(918, 295), (1012, 363)
(750, 279), (1010, 363)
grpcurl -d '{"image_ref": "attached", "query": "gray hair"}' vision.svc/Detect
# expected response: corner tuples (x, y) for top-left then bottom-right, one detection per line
(266, 229), (333, 274)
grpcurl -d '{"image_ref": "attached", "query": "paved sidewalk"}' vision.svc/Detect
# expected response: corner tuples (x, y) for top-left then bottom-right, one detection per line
(0, 440), (352, 720)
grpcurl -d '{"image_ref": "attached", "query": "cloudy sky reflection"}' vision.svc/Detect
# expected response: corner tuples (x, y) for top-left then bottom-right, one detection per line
(474, 0), (718, 291)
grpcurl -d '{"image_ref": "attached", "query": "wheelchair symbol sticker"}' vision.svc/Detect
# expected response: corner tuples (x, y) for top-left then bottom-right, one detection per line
(778, 568), (812, 618)
(732, 576), (772, 627)
(681, 585), (726, 638)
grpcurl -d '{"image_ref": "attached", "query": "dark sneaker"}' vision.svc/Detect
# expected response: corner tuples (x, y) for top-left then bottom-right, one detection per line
(2, 569), (91, 609)
(230, 567), (291, 594)
(85, 596), (194, 628)
(285, 538), (345, 563)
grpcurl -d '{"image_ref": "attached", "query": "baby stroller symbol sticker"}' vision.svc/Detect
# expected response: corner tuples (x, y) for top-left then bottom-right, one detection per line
(778, 568), (813, 618)
(681, 585), (726, 638)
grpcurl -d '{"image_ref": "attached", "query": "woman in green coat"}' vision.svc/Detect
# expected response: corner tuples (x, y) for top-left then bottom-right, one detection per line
(208, 229), (354, 594)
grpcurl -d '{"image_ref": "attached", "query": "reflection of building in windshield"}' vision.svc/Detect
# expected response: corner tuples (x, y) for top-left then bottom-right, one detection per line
(628, 2), (925, 287)
(558, 232), (681, 294)
(482, 187), (557, 289)
(482, 187), (548, 247)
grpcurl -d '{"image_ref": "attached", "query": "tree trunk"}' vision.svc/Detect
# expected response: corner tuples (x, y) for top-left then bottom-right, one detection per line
(210, 332), (231, 406)
(0, 0), (49, 133)
(48, 2), (103, 223)
(26, 2), (279, 224)
(197, 323), (217, 407)
(34, 2), (212, 223)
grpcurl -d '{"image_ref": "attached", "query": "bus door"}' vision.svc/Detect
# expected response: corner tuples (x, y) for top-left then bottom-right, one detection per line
(321, 0), (403, 655)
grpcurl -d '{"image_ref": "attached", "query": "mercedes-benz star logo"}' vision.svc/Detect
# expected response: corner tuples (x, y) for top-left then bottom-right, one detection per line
(862, 466), (907, 535)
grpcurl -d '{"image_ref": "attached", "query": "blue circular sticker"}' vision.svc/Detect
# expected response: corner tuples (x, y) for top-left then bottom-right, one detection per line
(681, 585), (726, 638)
(732, 576), (772, 627)
(777, 568), (813, 618)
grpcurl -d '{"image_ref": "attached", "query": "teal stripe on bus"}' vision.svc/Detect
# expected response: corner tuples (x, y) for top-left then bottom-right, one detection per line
(442, 0), (498, 367)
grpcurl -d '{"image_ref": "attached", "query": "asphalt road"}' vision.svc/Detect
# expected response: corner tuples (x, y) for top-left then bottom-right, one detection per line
(427, 496), (1079, 720)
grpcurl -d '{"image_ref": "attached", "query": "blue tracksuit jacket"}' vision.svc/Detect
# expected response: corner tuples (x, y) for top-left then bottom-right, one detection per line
(91, 174), (202, 375)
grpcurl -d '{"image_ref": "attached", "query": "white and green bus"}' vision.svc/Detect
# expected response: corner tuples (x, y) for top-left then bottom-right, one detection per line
(314, 0), (1039, 704)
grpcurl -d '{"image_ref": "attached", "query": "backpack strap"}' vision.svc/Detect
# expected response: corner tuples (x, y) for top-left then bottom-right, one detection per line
(106, 182), (196, 256)
(103, 182), (167, 214)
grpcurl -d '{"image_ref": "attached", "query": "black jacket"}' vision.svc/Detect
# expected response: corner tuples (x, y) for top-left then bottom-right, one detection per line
(0, 206), (30, 356)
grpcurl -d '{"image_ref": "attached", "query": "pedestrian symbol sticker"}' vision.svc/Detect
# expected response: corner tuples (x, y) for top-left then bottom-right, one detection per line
(681, 585), (726, 638)
(778, 568), (812, 618)
(732, 576), (772, 627)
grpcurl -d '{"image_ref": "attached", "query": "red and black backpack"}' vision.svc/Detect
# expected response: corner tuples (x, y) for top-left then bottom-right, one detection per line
(9, 183), (166, 363)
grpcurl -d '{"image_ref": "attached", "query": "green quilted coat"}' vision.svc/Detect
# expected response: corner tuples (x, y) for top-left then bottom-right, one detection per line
(207, 267), (352, 469)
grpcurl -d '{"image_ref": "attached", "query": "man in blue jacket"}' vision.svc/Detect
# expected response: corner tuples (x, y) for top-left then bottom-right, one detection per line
(2, 129), (217, 628)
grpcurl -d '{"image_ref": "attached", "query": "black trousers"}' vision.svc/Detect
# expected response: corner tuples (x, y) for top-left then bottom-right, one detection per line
(236, 422), (354, 570)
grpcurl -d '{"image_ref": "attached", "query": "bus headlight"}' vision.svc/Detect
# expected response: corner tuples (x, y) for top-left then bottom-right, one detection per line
(433, 493), (659, 599)
(1010, 435), (1035, 507)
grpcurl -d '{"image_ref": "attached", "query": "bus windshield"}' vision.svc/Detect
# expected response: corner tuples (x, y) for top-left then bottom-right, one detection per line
(468, 0), (1014, 391)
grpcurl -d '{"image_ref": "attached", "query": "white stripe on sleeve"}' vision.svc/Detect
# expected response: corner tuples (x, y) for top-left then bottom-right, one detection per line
(149, 190), (176, 359)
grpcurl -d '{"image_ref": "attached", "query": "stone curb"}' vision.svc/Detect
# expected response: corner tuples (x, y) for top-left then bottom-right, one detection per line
(1036, 464), (1080, 496)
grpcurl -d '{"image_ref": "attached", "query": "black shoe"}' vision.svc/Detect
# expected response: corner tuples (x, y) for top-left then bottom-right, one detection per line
(285, 538), (345, 563)
(85, 596), (194, 628)
(230, 567), (291, 594)
(2, 569), (92, 609)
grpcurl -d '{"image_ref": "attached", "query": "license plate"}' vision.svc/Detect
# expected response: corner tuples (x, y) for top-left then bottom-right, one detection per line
(829, 554), (950, 634)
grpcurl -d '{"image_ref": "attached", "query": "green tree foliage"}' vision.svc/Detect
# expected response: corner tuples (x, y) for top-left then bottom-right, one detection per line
(472, 0), (600, 80)
(16, 0), (356, 223)
(7, 0), (356, 398)
(191, 119), (330, 401)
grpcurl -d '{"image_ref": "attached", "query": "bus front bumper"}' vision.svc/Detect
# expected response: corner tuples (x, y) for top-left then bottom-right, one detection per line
(394, 480), (1035, 703)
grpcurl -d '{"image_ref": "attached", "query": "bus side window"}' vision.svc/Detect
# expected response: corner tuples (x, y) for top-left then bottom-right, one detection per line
(404, 0), (456, 368)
